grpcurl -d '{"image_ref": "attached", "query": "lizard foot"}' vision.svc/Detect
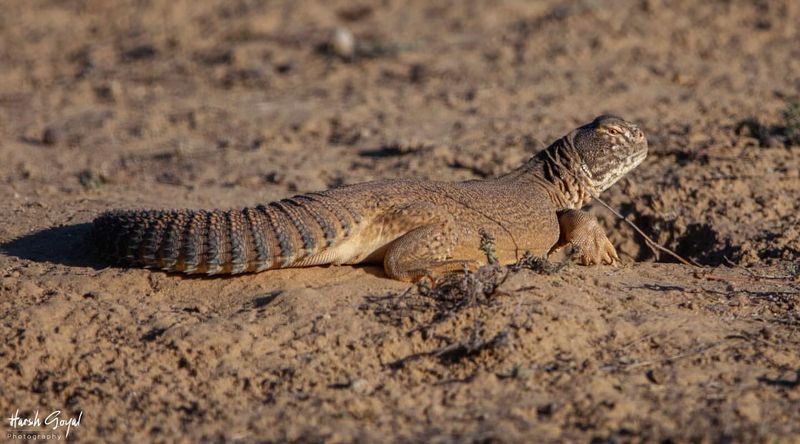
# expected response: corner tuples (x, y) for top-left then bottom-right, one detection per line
(391, 259), (481, 283)
(381, 206), (484, 282)
(555, 209), (619, 266)
(567, 231), (619, 265)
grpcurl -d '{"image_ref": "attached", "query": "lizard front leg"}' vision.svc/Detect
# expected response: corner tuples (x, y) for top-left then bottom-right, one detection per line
(552, 209), (619, 265)
(381, 203), (479, 282)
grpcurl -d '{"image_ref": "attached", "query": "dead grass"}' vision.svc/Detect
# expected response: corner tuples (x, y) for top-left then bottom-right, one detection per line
(362, 253), (568, 369)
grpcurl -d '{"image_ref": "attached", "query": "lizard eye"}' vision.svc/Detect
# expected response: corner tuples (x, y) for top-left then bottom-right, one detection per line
(606, 127), (619, 136)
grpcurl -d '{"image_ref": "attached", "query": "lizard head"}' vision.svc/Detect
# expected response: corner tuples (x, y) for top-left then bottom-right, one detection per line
(571, 115), (648, 192)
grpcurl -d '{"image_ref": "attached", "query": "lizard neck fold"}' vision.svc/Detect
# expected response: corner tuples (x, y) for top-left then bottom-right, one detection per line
(500, 135), (598, 210)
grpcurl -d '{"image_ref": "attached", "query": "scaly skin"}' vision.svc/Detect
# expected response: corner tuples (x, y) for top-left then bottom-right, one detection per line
(91, 115), (648, 281)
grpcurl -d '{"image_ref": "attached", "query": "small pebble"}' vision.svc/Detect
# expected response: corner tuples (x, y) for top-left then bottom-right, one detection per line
(93, 82), (120, 102)
(42, 127), (58, 145)
(78, 169), (106, 189)
(350, 378), (369, 394)
(19, 280), (44, 298)
(124, 44), (157, 61)
(332, 28), (356, 59)
(409, 63), (426, 83)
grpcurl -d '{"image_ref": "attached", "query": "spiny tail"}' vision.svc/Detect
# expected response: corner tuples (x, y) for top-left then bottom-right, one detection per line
(90, 194), (359, 275)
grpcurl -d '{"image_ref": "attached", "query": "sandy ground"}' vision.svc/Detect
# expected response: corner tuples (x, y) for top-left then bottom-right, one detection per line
(1, 0), (799, 442)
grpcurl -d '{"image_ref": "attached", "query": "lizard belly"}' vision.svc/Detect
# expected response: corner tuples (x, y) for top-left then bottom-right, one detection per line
(338, 231), (398, 264)
(293, 226), (398, 267)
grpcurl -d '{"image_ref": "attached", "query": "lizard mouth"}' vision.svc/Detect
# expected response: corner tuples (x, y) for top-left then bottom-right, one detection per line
(587, 149), (648, 193)
(621, 150), (648, 177)
(631, 149), (647, 167)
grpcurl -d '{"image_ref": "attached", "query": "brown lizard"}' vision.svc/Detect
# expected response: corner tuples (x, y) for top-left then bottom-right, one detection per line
(91, 115), (648, 281)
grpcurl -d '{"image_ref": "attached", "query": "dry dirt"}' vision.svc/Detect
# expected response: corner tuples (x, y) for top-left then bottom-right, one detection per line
(1, 0), (799, 442)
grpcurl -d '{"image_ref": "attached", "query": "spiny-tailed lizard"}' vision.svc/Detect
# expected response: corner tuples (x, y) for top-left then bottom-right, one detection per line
(91, 115), (648, 281)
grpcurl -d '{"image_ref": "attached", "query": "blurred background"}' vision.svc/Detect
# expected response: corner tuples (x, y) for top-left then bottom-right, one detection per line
(1, 0), (798, 263)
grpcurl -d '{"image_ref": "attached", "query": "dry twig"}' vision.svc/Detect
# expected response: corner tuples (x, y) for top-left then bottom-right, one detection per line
(592, 195), (702, 267)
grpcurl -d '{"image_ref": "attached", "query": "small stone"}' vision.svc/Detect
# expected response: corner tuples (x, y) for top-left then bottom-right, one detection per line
(20, 162), (34, 179)
(409, 64), (426, 83)
(646, 368), (665, 384)
(736, 392), (762, 422)
(331, 28), (356, 59)
(536, 403), (555, 418)
(124, 44), (157, 61)
(19, 280), (43, 298)
(93, 82), (120, 102)
(1, 277), (17, 291)
(350, 378), (369, 394)
(78, 169), (106, 190)
(513, 365), (532, 380)
(275, 62), (293, 74)
(194, 48), (233, 66)
(42, 127), (58, 145)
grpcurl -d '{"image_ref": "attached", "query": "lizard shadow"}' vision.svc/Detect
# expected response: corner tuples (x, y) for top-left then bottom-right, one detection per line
(0, 222), (107, 270)
(351, 264), (388, 279)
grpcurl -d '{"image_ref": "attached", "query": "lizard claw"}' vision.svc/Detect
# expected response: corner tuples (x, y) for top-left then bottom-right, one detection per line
(568, 227), (619, 266)
(600, 236), (620, 266)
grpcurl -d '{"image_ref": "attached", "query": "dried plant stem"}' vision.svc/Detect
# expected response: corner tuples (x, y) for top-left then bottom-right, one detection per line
(559, 157), (702, 268)
(591, 195), (702, 268)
